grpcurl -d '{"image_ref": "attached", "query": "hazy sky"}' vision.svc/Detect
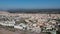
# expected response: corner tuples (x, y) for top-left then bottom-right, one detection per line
(0, 0), (60, 9)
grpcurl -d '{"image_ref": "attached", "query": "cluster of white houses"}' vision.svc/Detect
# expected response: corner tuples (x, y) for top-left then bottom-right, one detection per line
(0, 14), (60, 34)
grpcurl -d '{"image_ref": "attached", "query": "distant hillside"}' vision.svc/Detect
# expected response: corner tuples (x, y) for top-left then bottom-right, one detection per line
(7, 9), (60, 14)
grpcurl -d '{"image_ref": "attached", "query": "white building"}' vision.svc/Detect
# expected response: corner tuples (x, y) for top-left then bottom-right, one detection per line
(14, 23), (27, 30)
(0, 21), (15, 26)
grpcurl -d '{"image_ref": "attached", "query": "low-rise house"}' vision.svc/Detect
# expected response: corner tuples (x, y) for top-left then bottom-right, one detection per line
(32, 26), (41, 33)
(14, 23), (27, 30)
(0, 21), (15, 26)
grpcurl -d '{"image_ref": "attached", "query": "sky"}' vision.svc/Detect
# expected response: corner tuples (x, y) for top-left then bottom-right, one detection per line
(0, 0), (60, 9)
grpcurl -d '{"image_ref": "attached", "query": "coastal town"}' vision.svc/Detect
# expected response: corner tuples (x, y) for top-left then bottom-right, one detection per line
(0, 11), (60, 34)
